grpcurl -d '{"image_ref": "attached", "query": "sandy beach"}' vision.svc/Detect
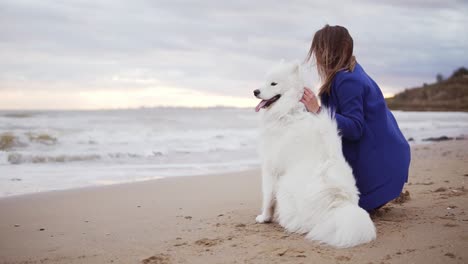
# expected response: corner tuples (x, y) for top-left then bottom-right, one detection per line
(0, 140), (467, 264)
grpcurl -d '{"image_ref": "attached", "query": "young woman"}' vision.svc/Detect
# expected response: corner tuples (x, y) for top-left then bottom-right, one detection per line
(301, 24), (411, 211)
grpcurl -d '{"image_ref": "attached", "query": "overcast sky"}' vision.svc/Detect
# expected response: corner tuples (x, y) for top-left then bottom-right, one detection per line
(1, 0), (467, 109)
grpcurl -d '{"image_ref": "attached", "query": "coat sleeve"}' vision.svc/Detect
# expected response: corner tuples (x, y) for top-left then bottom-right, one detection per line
(333, 76), (365, 141)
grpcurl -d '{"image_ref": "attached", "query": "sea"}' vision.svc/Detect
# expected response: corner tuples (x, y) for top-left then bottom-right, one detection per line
(1, 108), (467, 197)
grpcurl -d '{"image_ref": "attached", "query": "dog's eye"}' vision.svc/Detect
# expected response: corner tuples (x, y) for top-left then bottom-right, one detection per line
(270, 82), (277, 86)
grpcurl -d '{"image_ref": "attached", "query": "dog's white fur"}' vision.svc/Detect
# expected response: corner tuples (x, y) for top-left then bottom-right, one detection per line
(255, 61), (376, 248)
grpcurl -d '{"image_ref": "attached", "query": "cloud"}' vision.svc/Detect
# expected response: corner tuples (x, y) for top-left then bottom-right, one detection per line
(0, 0), (467, 109)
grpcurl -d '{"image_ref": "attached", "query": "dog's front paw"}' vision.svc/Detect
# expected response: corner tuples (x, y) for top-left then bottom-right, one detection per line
(255, 214), (272, 223)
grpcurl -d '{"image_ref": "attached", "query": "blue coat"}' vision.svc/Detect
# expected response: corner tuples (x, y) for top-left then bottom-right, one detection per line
(320, 63), (411, 211)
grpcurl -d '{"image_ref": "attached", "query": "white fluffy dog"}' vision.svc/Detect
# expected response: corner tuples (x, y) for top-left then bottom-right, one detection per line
(253, 61), (376, 248)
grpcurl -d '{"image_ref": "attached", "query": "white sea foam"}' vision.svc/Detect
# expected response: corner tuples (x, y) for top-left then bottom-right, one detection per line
(0, 108), (467, 197)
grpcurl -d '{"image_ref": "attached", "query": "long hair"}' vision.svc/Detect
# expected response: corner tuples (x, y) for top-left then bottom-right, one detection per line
(305, 25), (356, 96)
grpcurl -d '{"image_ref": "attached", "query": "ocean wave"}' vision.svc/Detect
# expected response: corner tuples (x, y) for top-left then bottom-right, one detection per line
(2, 112), (36, 118)
(0, 132), (58, 151)
(26, 132), (57, 145)
(107, 152), (143, 158)
(0, 133), (27, 150)
(7, 153), (101, 164)
(173, 145), (253, 154)
(5, 151), (154, 164)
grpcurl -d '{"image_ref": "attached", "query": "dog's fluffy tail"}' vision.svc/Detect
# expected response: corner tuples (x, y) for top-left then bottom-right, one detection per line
(306, 202), (376, 248)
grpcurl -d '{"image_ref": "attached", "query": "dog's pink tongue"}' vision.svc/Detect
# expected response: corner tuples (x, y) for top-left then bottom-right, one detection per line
(255, 100), (268, 112)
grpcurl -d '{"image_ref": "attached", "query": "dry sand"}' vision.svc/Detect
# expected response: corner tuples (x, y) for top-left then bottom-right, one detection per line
(0, 140), (467, 264)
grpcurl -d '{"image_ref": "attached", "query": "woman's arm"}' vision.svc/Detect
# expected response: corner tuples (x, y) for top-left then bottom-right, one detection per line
(301, 80), (365, 141)
(334, 77), (365, 141)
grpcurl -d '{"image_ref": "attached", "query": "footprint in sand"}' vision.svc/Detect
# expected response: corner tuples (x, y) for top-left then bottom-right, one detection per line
(392, 190), (411, 204)
(335, 255), (351, 261)
(272, 248), (307, 258)
(141, 253), (171, 264)
(437, 186), (467, 199)
(413, 182), (434, 186)
(194, 238), (223, 247)
(370, 206), (393, 218)
(434, 187), (447, 192)
(448, 186), (466, 197)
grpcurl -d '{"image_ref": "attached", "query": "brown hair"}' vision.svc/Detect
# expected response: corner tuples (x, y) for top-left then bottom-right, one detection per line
(305, 25), (356, 96)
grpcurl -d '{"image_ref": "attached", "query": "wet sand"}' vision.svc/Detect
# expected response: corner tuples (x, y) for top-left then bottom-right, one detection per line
(0, 140), (467, 264)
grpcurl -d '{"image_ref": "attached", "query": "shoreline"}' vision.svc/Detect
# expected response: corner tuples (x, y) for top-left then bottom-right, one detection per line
(0, 140), (467, 264)
(0, 168), (260, 201)
(2, 138), (465, 200)
(1, 110), (467, 199)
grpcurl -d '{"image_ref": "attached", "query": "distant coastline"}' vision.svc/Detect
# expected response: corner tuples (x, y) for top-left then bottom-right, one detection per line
(386, 67), (468, 112)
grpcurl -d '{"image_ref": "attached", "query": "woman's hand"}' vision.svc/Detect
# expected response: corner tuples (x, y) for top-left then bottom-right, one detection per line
(300, 87), (321, 113)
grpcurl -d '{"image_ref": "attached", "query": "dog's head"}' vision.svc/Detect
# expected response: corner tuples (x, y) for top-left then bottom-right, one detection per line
(254, 61), (304, 113)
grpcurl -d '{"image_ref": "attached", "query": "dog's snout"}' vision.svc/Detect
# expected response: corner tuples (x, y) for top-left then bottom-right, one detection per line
(253, 89), (260, 96)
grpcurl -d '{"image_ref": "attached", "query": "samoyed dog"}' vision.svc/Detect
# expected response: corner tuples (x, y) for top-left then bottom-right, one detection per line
(253, 61), (376, 248)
